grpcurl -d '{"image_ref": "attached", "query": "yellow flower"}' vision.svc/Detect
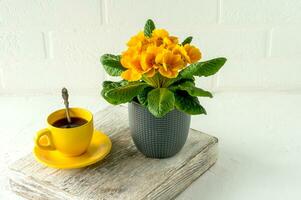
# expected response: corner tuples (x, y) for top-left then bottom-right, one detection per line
(121, 46), (161, 81)
(141, 52), (155, 71)
(120, 28), (202, 81)
(172, 45), (190, 64)
(121, 69), (141, 81)
(120, 50), (141, 82)
(151, 29), (178, 49)
(141, 45), (162, 71)
(121, 48), (141, 70)
(120, 49), (144, 80)
(183, 44), (202, 63)
(164, 36), (179, 49)
(152, 29), (169, 38)
(173, 44), (202, 64)
(126, 31), (152, 53)
(151, 29), (169, 47)
(155, 50), (184, 78)
(127, 31), (145, 47)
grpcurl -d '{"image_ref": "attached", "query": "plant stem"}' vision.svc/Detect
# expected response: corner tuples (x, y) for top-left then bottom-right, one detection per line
(143, 73), (178, 88)
(142, 76), (157, 87)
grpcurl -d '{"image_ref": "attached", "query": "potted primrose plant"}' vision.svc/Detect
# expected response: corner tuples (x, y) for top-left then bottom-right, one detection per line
(100, 19), (226, 158)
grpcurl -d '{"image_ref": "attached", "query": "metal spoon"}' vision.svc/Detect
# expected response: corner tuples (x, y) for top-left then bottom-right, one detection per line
(62, 87), (72, 127)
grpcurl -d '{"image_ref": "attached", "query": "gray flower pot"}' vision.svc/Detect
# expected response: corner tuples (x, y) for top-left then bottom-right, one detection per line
(128, 102), (191, 158)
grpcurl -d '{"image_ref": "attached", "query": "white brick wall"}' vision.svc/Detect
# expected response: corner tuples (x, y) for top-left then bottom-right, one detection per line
(0, 0), (300, 95)
(0, 0), (102, 29)
(0, 31), (45, 60)
(106, 0), (218, 26)
(221, 0), (301, 24)
(271, 27), (301, 58)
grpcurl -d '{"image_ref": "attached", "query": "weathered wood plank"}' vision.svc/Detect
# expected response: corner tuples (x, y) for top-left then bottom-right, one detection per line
(9, 106), (218, 200)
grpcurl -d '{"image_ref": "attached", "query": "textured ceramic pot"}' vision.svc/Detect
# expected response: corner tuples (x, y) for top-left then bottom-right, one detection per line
(128, 102), (191, 158)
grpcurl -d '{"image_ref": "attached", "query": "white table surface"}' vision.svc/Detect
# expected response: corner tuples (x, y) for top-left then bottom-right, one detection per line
(1, 92), (300, 200)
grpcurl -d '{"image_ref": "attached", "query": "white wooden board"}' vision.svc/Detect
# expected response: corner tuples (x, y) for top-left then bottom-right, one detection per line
(9, 106), (218, 200)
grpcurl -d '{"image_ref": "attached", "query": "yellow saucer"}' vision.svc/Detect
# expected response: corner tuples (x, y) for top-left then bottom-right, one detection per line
(33, 130), (112, 169)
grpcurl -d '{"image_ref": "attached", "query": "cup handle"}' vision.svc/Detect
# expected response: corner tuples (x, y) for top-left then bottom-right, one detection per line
(35, 129), (56, 150)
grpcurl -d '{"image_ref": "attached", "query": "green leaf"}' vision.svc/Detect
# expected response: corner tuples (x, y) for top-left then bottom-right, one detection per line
(174, 91), (207, 115)
(181, 36), (193, 45)
(101, 81), (126, 104)
(100, 54), (125, 76)
(185, 87), (213, 98)
(137, 87), (153, 106)
(101, 81), (121, 104)
(169, 81), (213, 98)
(102, 81), (147, 105)
(147, 88), (175, 118)
(168, 77), (195, 87)
(162, 75), (195, 88)
(144, 19), (156, 37)
(180, 57), (227, 78)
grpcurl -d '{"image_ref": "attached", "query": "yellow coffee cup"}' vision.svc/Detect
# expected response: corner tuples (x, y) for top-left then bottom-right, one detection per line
(35, 108), (93, 156)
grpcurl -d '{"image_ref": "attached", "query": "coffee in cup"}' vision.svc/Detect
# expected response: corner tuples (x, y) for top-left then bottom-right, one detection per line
(35, 108), (94, 156)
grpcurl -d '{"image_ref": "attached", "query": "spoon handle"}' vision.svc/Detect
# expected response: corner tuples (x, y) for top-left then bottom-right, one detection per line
(62, 88), (72, 124)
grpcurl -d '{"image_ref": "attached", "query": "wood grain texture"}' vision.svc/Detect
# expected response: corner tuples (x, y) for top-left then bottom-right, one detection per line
(9, 106), (218, 200)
